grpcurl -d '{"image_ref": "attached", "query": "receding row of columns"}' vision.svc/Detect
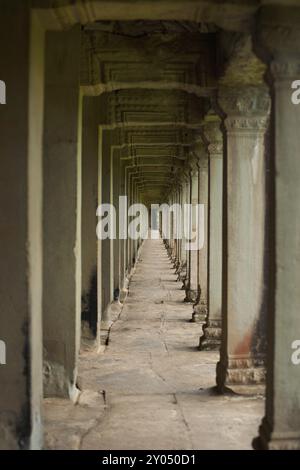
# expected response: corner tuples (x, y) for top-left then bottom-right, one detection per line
(163, 77), (300, 448)
(0, 12), (146, 448)
(1, 1), (300, 450)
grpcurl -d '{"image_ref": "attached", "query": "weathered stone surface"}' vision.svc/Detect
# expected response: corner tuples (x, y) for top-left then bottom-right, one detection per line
(200, 319), (222, 351)
(216, 85), (270, 395)
(0, 4), (44, 449)
(2, 1), (300, 451)
(44, 239), (263, 449)
(199, 113), (222, 350)
(253, 8), (300, 449)
(43, 26), (82, 401)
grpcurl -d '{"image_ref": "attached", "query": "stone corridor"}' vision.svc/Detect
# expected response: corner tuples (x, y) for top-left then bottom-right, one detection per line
(44, 237), (263, 450)
(2, 1), (300, 451)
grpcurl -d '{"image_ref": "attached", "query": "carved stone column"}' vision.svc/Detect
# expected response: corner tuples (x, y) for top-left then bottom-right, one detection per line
(253, 6), (300, 449)
(43, 26), (82, 400)
(216, 85), (270, 394)
(200, 115), (223, 349)
(175, 183), (184, 275)
(179, 171), (190, 287)
(119, 160), (128, 303)
(184, 159), (199, 303)
(171, 187), (179, 268)
(81, 97), (99, 350)
(192, 140), (208, 322)
(168, 191), (175, 260)
(174, 186), (182, 272)
(100, 129), (115, 332)
(0, 3), (44, 448)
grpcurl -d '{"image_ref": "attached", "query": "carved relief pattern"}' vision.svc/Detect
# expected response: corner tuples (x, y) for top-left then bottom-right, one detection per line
(203, 120), (223, 156)
(219, 86), (270, 131)
(208, 142), (223, 155)
(270, 60), (300, 80)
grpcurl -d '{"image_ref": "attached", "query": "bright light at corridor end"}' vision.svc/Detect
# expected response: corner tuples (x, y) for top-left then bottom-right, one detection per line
(96, 196), (205, 250)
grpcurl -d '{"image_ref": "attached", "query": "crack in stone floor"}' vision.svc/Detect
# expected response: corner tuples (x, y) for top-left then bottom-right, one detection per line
(44, 238), (264, 450)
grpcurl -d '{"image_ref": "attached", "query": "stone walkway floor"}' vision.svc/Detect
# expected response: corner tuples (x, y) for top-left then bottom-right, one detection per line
(44, 238), (264, 450)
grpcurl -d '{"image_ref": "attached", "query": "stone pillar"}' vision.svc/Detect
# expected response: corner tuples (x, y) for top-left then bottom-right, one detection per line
(100, 130), (114, 330)
(171, 192), (174, 255)
(0, 3), (44, 449)
(193, 141), (208, 322)
(124, 166), (131, 284)
(128, 172), (135, 271)
(175, 185), (183, 275)
(185, 162), (198, 303)
(131, 178), (137, 265)
(112, 149), (121, 302)
(166, 192), (174, 258)
(126, 168), (138, 276)
(170, 191), (176, 261)
(126, 169), (131, 274)
(174, 186), (182, 271)
(133, 181), (139, 261)
(119, 160), (128, 302)
(178, 187), (183, 272)
(81, 97), (99, 349)
(216, 85), (270, 394)
(43, 26), (82, 401)
(179, 173), (189, 287)
(200, 116), (223, 349)
(253, 6), (300, 449)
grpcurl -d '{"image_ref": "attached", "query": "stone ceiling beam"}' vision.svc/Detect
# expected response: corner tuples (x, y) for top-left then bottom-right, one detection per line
(96, 89), (206, 128)
(80, 29), (216, 96)
(34, 1), (261, 33)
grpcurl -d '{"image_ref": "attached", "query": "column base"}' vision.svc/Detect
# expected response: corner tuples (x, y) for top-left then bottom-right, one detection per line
(176, 261), (187, 281)
(0, 413), (43, 450)
(100, 300), (124, 346)
(191, 302), (207, 322)
(129, 265), (136, 277)
(80, 323), (101, 353)
(180, 277), (188, 289)
(216, 355), (266, 395)
(107, 300), (123, 323)
(81, 319), (97, 341)
(174, 261), (181, 273)
(199, 319), (221, 350)
(177, 271), (186, 282)
(43, 360), (80, 402)
(184, 288), (198, 303)
(253, 417), (300, 450)
(119, 287), (128, 303)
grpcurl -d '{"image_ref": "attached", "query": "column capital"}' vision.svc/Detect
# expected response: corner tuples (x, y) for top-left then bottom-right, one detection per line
(218, 86), (270, 133)
(187, 153), (199, 177)
(197, 154), (208, 171)
(180, 168), (190, 184)
(193, 133), (206, 151)
(202, 113), (223, 159)
(255, 6), (300, 81)
(192, 135), (208, 168)
(270, 60), (300, 82)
